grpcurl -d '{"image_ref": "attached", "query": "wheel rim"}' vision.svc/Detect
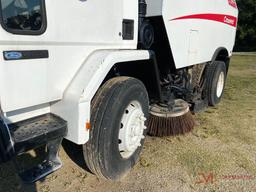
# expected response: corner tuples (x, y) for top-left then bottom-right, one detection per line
(118, 101), (147, 159)
(216, 71), (225, 98)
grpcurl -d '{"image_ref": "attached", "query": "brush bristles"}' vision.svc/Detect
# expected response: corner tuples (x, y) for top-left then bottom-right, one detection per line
(147, 111), (196, 137)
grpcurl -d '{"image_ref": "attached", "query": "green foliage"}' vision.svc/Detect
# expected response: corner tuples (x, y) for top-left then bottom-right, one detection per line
(234, 0), (256, 51)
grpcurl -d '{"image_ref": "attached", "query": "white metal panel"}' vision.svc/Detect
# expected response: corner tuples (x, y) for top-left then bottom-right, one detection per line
(146, 0), (163, 17)
(162, 0), (238, 68)
(123, 0), (139, 46)
(188, 30), (200, 64)
(5, 104), (50, 124)
(146, 0), (238, 69)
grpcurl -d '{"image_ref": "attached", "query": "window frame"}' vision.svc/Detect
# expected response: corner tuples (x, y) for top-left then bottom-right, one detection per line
(0, 0), (47, 35)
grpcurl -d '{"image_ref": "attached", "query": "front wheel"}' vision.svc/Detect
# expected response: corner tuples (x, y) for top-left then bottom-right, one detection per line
(83, 77), (149, 180)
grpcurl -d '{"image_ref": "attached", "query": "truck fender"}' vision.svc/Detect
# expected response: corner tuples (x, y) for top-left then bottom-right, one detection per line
(51, 50), (150, 145)
(211, 47), (229, 62)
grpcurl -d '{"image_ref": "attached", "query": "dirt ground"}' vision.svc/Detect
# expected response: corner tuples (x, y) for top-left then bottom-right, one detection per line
(0, 55), (256, 192)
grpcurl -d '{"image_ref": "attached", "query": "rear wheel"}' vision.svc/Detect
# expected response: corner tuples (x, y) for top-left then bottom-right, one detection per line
(83, 77), (149, 180)
(207, 61), (227, 106)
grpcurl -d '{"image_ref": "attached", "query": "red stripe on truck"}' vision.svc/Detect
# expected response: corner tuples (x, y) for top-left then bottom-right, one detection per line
(170, 14), (237, 27)
(228, 0), (238, 9)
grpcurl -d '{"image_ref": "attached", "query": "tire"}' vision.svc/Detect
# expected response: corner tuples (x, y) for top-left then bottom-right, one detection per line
(207, 61), (227, 106)
(83, 77), (149, 180)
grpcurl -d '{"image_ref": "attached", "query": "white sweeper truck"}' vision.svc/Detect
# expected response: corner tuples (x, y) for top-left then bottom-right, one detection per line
(0, 0), (238, 182)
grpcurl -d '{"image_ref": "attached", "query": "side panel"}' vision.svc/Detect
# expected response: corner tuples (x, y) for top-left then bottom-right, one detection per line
(147, 0), (238, 69)
(162, 0), (238, 68)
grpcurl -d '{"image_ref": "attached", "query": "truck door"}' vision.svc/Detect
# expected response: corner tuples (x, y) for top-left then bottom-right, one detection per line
(0, 0), (50, 113)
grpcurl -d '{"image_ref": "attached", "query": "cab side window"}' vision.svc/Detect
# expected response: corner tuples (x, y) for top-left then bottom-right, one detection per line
(0, 0), (46, 35)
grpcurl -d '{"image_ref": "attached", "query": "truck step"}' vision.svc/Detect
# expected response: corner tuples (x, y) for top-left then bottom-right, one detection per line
(9, 113), (67, 155)
(19, 157), (62, 183)
(8, 113), (67, 183)
(17, 138), (63, 183)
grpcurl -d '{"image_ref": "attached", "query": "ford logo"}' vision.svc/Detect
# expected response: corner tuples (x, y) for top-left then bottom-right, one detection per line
(4, 51), (23, 60)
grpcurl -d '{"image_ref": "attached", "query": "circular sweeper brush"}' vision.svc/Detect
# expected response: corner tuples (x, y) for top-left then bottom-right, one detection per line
(148, 99), (196, 137)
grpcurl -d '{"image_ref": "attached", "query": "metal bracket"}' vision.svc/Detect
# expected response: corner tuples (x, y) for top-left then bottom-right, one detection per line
(15, 138), (63, 183)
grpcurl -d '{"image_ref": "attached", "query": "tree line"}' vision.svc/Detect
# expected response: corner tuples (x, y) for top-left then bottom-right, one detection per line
(234, 0), (256, 51)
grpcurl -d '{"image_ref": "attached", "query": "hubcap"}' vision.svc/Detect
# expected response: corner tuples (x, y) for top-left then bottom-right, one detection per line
(118, 101), (147, 159)
(216, 71), (225, 98)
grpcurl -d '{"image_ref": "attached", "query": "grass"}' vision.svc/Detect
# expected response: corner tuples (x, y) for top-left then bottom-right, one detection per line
(176, 144), (224, 177)
(190, 55), (256, 175)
